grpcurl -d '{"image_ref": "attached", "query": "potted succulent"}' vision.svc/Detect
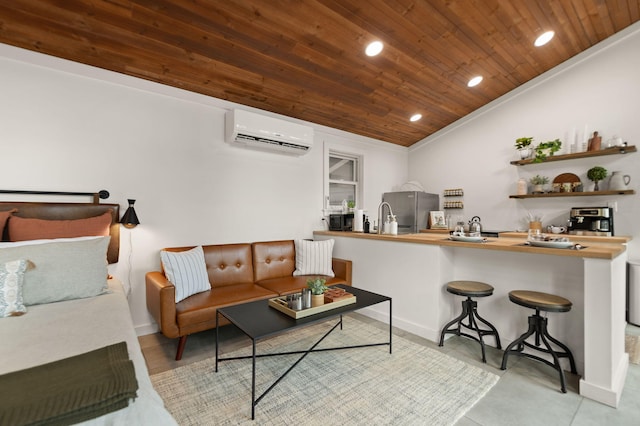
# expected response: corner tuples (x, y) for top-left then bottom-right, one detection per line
(347, 200), (356, 212)
(306, 277), (328, 307)
(529, 175), (549, 194)
(587, 166), (608, 191)
(515, 137), (534, 159)
(533, 139), (562, 163)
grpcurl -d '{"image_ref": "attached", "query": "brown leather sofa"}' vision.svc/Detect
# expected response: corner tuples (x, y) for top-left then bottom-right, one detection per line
(146, 240), (352, 360)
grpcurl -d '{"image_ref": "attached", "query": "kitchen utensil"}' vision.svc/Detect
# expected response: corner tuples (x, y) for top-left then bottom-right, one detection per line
(450, 235), (484, 242)
(529, 240), (574, 249)
(469, 216), (482, 236)
(547, 225), (567, 234)
(609, 171), (631, 191)
(527, 229), (542, 241)
(453, 222), (465, 236)
(553, 173), (581, 193)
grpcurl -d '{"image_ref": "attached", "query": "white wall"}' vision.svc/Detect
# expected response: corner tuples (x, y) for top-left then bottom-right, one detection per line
(409, 22), (640, 258)
(0, 44), (408, 333)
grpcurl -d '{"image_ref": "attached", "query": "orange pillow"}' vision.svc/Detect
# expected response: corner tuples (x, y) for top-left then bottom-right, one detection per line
(8, 210), (112, 241)
(0, 209), (17, 236)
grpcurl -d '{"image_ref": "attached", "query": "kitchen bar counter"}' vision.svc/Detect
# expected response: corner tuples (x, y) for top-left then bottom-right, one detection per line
(420, 228), (632, 244)
(314, 230), (629, 408)
(314, 230), (627, 259)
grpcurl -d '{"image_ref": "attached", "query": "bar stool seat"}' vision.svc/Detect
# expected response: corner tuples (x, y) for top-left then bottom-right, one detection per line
(439, 281), (501, 363)
(501, 290), (577, 393)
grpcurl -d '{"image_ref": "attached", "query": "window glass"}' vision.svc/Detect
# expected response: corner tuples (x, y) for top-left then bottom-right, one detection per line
(327, 152), (359, 208)
(329, 183), (355, 206)
(329, 157), (355, 181)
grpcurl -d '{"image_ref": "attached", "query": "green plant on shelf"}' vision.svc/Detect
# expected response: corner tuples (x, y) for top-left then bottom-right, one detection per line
(515, 137), (533, 150)
(587, 166), (608, 191)
(347, 200), (356, 209)
(529, 175), (549, 185)
(533, 139), (562, 163)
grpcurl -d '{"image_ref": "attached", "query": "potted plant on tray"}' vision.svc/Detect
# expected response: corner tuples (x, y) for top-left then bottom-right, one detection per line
(587, 166), (608, 191)
(515, 137), (534, 160)
(307, 277), (328, 307)
(533, 139), (562, 163)
(529, 175), (549, 194)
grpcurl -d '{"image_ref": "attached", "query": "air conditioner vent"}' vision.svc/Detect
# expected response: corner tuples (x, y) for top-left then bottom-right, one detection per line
(225, 109), (313, 155)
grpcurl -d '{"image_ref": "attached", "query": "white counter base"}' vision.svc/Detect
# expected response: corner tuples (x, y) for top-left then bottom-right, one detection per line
(316, 233), (629, 408)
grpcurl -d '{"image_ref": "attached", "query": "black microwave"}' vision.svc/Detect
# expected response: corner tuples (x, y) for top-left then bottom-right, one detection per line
(329, 213), (354, 231)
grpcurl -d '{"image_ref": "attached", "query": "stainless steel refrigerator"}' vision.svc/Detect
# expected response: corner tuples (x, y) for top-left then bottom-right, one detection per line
(382, 191), (439, 234)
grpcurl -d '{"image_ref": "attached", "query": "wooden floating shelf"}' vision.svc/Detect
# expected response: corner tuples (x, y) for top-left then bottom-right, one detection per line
(510, 145), (636, 166)
(509, 190), (635, 199)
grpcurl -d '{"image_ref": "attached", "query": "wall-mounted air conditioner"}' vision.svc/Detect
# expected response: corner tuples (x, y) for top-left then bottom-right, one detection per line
(225, 109), (313, 155)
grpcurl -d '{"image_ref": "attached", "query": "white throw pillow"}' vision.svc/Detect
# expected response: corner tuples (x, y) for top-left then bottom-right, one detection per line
(0, 237), (110, 306)
(160, 246), (211, 303)
(0, 259), (29, 317)
(293, 239), (335, 277)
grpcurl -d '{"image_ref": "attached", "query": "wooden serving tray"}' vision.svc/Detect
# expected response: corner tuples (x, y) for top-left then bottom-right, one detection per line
(268, 294), (357, 319)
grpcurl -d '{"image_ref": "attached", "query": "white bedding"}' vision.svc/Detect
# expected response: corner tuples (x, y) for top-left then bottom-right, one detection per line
(0, 279), (177, 425)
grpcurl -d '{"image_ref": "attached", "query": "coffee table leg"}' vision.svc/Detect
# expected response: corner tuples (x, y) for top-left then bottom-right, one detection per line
(389, 299), (393, 354)
(215, 312), (220, 372)
(251, 339), (257, 420)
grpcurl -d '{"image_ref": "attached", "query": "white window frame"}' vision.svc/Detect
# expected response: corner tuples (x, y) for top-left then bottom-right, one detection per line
(324, 145), (363, 212)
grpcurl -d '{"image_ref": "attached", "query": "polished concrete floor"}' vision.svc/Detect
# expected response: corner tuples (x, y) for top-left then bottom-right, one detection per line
(139, 315), (640, 426)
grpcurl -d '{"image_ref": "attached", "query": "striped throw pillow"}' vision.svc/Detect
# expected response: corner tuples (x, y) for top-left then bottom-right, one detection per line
(293, 239), (335, 277)
(161, 246), (210, 303)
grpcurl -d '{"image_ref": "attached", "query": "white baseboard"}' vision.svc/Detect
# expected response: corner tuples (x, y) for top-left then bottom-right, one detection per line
(579, 353), (629, 408)
(135, 322), (159, 337)
(356, 306), (439, 342)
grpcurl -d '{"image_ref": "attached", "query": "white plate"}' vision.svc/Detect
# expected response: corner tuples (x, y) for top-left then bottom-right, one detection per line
(450, 235), (484, 243)
(529, 240), (573, 249)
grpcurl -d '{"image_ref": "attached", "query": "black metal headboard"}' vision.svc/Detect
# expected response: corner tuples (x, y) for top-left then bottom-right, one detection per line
(0, 190), (120, 264)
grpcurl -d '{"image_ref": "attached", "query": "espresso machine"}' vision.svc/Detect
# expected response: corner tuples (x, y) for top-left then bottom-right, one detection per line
(568, 207), (614, 236)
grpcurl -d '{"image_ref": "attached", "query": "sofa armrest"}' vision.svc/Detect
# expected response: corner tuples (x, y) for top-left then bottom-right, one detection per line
(332, 257), (352, 285)
(145, 271), (180, 338)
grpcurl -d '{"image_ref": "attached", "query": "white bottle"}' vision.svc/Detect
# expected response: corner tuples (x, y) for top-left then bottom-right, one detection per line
(517, 178), (527, 195)
(389, 215), (398, 235)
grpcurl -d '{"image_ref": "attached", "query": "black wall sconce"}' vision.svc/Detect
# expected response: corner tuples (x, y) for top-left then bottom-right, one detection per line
(120, 199), (140, 229)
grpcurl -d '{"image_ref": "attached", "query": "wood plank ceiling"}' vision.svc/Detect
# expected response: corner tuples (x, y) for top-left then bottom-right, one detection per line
(0, 1), (638, 146)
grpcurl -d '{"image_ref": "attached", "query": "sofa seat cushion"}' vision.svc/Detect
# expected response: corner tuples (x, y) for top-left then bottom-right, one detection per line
(257, 275), (347, 296)
(175, 283), (277, 328)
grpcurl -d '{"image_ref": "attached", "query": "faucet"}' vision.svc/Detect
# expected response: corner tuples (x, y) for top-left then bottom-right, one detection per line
(377, 201), (394, 234)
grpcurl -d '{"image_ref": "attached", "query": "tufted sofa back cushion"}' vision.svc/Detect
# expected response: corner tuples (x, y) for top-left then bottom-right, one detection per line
(164, 244), (254, 288)
(252, 240), (296, 282)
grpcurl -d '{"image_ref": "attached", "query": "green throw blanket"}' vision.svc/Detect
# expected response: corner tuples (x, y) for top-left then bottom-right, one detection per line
(0, 341), (138, 426)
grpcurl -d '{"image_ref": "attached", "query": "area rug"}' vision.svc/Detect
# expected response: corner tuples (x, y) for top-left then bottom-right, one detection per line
(625, 334), (640, 365)
(151, 316), (499, 425)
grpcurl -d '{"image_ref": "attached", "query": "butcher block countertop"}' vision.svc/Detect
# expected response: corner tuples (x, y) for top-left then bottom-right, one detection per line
(314, 231), (628, 260)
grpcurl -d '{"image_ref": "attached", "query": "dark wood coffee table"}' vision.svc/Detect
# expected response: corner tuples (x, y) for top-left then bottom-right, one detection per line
(215, 284), (392, 420)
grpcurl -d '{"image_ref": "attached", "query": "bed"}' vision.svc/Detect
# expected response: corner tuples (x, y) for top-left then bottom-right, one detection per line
(0, 198), (177, 425)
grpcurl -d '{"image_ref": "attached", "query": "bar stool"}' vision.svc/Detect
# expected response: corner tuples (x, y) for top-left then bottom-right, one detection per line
(501, 290), (577, 393)
(439, 281), (501, 363)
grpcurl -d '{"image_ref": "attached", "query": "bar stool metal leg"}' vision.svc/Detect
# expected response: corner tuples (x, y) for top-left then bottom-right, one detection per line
(439, 296), (501, 363)
(501, 309), (577, 393)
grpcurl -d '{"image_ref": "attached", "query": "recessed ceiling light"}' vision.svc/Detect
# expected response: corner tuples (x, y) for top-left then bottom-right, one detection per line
(534, 31), (555, 47)
(467, 76), (483, 87)
(410, 113), (422, 122)
(365, 41), (384, 57)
